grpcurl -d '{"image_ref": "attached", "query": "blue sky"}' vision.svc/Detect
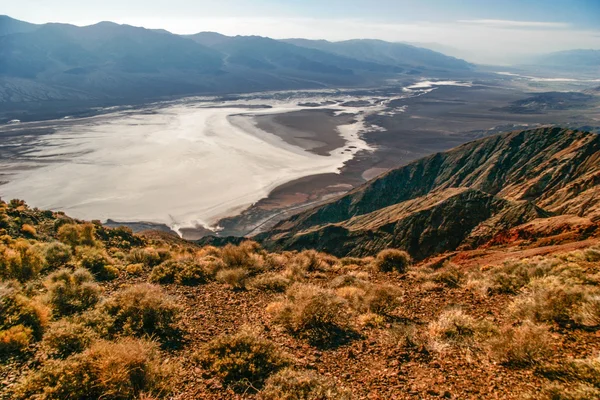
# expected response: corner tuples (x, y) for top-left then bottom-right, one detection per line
(4, 0), (600, 64)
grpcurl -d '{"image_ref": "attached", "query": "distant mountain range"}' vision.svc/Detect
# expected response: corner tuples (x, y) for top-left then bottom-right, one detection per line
(526, 49), (600, 73)
(0, 15), (473, 106)
(257, 127), (600, 259)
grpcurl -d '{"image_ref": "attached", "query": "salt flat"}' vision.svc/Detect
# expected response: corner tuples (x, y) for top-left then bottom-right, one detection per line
(0, 98), (374, 233)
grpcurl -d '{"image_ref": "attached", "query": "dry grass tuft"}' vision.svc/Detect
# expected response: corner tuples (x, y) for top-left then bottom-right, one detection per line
(488, 321), (552, 367)
(249, 273), (292, 292)
(427, 309), (496, 351)
(43, 320), (98, 359)
(216, 268), (250, 290)
(45, 268), (102, 317)
(0, 325), (32, 357)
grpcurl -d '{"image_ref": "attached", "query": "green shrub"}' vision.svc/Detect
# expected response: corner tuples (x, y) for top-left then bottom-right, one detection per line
(260, 368), (351, 400)
(45, 268), (102, 317)
(269, 284), (351, 345)
(198, 329), (290, 391)
(15, 338), (175, 399)
(373, 249), (411, 273)
(100, 284), (180, 341)
(0, 325), (33, 357)
(43, 320), (97, 358)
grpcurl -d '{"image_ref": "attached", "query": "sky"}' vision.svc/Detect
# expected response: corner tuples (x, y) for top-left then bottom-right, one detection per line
(3, 0), (600, 64)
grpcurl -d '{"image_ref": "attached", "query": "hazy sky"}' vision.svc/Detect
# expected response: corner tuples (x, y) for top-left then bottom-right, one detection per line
(4, 0), (600, 64)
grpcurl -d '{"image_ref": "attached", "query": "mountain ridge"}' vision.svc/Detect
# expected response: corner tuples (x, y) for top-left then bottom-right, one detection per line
(256, 127), (600, 258)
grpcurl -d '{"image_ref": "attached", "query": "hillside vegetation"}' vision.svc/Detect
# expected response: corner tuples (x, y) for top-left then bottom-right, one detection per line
(1, 198), (599, 399)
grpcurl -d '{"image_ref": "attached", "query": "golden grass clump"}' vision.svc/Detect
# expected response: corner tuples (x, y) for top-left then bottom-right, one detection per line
(216, 267), (250, 290)
(20, 224), (36, 237)
(45, 268), (102, 317)
(197, 329), (290, 391)
(259, 368), (351, 400)
(15, 338), (175, 400)
(268, 283), (351, 345)
(372, 248), (412, 273)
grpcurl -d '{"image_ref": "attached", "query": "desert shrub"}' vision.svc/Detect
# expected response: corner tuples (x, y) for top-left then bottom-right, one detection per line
(295, 250), (331, 272)
(57, 224), (81, 247)
(126, 263), (145, 275)
(250, 273), (292, 292)
(20, 224), (36, 237)
(488, 321), (552, 367)
(509, 277), (591, 326)
(43, 320), (98, 358)
(150, 258), (212, 285)
(329, 274), (368, 289)
(45, 268), (102, 317)
(365, 284), (402, 316)
(372, 249), (411, 273)
(584, 248), (600, 262)
(427, 309), (496, 351)
(78, 223), (97, 247)
(0, 282), (49, 339)
(77, 246), (117, 280)
(0, 325), (33, 357)
(198, 329), (290, 391)
(44, 242), (72, 269)
(260, 368), (350, 400)
(539, 356), (600, 388)
(15, 338), (175, 399)
(335, 286), (366, 312)
(574, 295), (600, 329)
(269, 284), (351, 345)
(339, 257), (370, 267)
(217, 268), (250, 290)
(538, 383), (600, 400)
(357, 312), (386, 329)
(0, 239), (46, 282)
(128, 247), (167, 267)
(100, 284), (180, 341)
(430, 265), (465, 288)
(221, 242), (264, 272)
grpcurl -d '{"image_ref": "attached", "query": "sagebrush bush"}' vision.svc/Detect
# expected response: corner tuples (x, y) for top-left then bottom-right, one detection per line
(15, 338), (175, 399)
(45, 268), (102, 317)
(488, 321), (552, 367)
(217, 268), (250, 290)
(76, 246), (117, 280)
(43, 320), (97, 358)
(269, 284), (351, 345)
(260, 368), (350, 400)
(198, 329), (290, 391)
(0, 325), (33, 357)
(100, 284), (180, 341)
(44, 242), (72, 270)
(0, 282), (49, 339)
(373, 249), (411, 273)
(249, 273), (291, 292)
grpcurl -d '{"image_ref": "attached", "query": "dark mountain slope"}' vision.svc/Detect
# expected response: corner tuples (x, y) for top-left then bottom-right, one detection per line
(257, 127), (600, 258)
